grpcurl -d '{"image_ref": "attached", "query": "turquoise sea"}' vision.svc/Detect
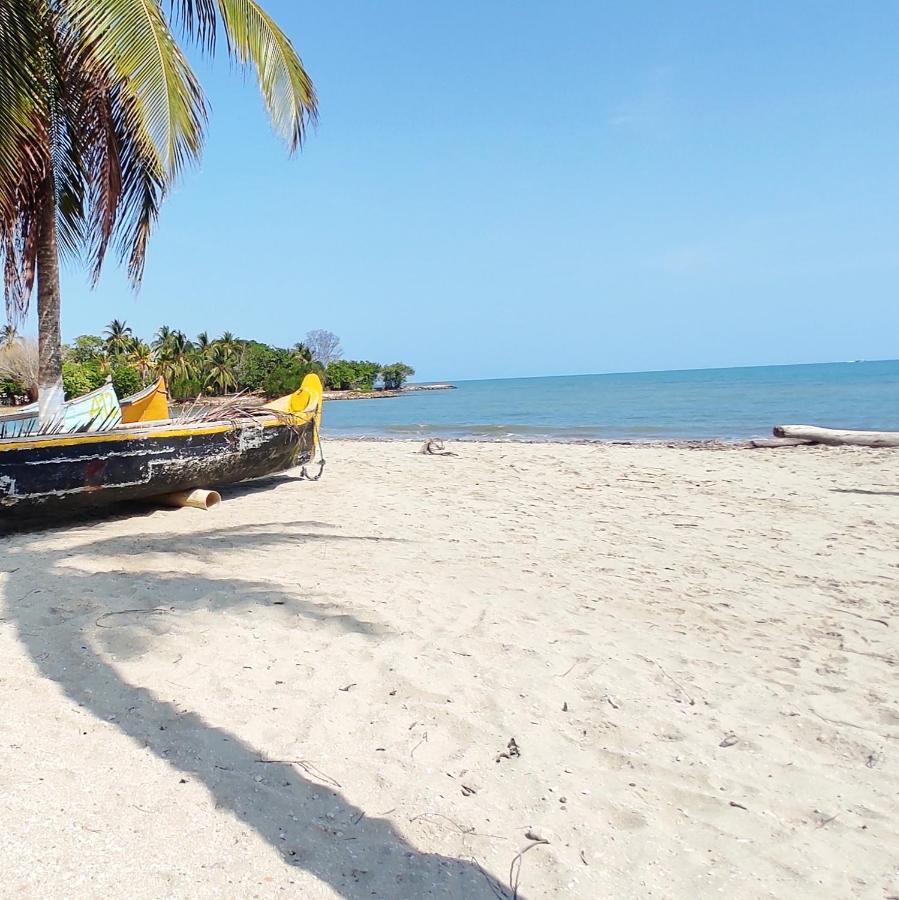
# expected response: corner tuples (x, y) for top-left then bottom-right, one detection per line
(322, 360), (899, 442)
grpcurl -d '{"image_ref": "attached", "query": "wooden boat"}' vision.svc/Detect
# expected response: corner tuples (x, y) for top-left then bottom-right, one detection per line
(0, 382), (121, 439)
(120, 376), (170, 424)
(0, 374), (323, 520)
(0, 375), (170, 437)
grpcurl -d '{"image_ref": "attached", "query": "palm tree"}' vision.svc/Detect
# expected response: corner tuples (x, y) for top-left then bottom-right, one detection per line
(153, 326), (174, 352)
(128, 340), (155, 386)
(218, 332), (240, 353)
(0, 3), (317, 421)
(292, 342), (313, 364)
(0, 324), (18, 347)
(104, 319), (133, 357)
(156, 330), (195, 389)
(205, 344), (237, 395)
(195, 331), (212, 359)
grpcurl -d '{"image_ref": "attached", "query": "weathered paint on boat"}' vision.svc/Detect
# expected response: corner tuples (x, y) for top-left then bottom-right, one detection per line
(0, 376), (167, 440)
(0, 403), (37, 437)
(0, 382), (121, 439)
(0, 415), (314, 519)
(0, 374), (324, 521)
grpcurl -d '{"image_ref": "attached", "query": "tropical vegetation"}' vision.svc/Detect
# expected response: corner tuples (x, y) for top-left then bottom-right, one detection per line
(0, 0), (317, 417)
(0, 323), (416, 404)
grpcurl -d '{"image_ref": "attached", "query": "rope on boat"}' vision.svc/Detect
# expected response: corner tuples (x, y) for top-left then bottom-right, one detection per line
(299, 417), (326, 481)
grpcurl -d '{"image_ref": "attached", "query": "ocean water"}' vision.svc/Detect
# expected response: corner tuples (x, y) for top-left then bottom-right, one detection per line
(322, 360), (899, 442)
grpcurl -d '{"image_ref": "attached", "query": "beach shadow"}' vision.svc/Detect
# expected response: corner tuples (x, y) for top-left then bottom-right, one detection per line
(831, 488), (899, 497)
(0, 472), (313, 536)
(214, 471), (301, 498)
(1, 523), (508, 899)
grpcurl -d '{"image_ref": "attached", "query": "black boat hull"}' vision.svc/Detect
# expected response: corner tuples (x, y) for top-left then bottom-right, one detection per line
(0, 417), (314, 521)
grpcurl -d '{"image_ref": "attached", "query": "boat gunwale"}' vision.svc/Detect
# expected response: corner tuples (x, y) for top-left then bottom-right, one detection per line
(0, 404), (39, 423)
(119, 376), (166, 408)
(0, 410), (314, 453)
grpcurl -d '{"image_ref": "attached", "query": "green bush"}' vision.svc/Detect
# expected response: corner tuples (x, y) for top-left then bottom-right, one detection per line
(236, 342), (281, 392)
(325, 360), (381, 391)
(67, 334), (106, 364)
(380, 363), (415, 390)
(111, 364), (143, 399)
(0, 377), (23, 402)
(262, 359), (323, 399)
(61, 359), (105, 400)
(263, 359), (303, 398)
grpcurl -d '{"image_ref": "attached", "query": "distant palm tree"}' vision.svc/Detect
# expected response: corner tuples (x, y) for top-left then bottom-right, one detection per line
(195, 331), (212, 358)
(128, 340), (155, 386)
(104, 319), (133, 357)
(218, 332), (239, 352)
(292, 342), (313, 363)
(205, 344), (237, 395)
(0, 2), (317, 412)
(156, 330), (195, 387)
(0, 324), (18, 347)
(153, 326), (174, 352)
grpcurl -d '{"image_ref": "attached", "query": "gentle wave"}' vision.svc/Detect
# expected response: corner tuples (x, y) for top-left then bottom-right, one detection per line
(324, 423), (748, 442)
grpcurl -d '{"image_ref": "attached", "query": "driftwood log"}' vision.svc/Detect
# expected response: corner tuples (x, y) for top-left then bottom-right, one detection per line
(749, 437), (815, 449)
(773, 425), (899, 448)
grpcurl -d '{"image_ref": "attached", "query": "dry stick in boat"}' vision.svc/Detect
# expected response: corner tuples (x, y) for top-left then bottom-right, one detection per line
(773, 425), (899, 448)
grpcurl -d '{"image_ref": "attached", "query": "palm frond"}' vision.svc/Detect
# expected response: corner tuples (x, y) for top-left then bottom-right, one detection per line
(0, 0), (45, 223)
(67, 0), (207, 284)
(215, 0), (317, 151)
(94, 80), (165, 284)
(168, 0), (217, 52)
(2, 0), (317, 329)
(0, 0), (48, 322)
(67, 0), (207, 178)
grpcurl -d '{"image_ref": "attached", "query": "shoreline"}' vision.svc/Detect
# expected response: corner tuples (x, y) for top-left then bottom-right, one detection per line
(319, 434), (852, 450)
(323, 383), (456, 401)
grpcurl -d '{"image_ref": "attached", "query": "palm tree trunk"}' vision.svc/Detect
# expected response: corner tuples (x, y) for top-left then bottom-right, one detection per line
(36, 176), (64, 423)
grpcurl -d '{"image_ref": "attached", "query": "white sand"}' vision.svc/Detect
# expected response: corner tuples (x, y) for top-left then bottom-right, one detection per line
(1, 440), (896, 898)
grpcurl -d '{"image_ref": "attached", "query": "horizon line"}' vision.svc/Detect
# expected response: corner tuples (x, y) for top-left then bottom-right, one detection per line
(430, 357), (896, 385)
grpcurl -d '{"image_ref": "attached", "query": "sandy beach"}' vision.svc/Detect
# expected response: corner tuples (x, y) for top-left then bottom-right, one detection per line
(1, 439), (896, 898)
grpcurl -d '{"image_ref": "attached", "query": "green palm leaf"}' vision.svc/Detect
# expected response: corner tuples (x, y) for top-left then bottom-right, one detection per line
(68, 0), (207, 178)
(213, 0), (317, 151)
(1, 0), (317, 404)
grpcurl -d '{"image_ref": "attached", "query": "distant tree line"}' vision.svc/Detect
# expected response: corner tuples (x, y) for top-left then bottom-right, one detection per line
(0, 323), (415, 404)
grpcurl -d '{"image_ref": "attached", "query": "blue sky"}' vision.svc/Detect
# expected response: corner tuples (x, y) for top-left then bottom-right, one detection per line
(53, 1), (899, 381)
